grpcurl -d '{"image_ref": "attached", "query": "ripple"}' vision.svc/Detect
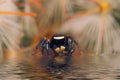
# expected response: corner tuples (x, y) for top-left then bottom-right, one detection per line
(1, 53), (120, 80)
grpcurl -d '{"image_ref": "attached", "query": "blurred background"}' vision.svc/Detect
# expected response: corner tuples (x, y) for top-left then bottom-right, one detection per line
(0, 0), (120, 55)
(0, 0), (120, 80)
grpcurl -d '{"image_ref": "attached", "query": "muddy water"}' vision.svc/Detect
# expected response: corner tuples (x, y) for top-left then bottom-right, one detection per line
(0, 52), (120, 80)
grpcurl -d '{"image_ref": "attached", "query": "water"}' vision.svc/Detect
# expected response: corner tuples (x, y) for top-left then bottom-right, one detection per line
(0, 52), (120, 80)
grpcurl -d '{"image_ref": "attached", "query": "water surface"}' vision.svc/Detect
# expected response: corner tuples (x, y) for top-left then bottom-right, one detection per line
(0, 52), (120, 80)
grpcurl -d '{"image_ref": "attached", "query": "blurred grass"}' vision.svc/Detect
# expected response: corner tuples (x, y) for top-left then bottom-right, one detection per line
(0, 0), (120, 54)
(21, 35), (32, 47)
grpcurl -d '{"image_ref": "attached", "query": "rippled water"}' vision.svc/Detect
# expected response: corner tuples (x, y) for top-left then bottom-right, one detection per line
(0, 52), (120, 80)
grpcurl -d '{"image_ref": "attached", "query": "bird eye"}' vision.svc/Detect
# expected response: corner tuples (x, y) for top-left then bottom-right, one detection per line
(60, 46), (65, 51)
(55, 47), (60, 53)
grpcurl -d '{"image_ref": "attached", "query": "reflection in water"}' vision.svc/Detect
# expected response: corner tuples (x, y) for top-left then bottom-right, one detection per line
(0, 52), (120, 80)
